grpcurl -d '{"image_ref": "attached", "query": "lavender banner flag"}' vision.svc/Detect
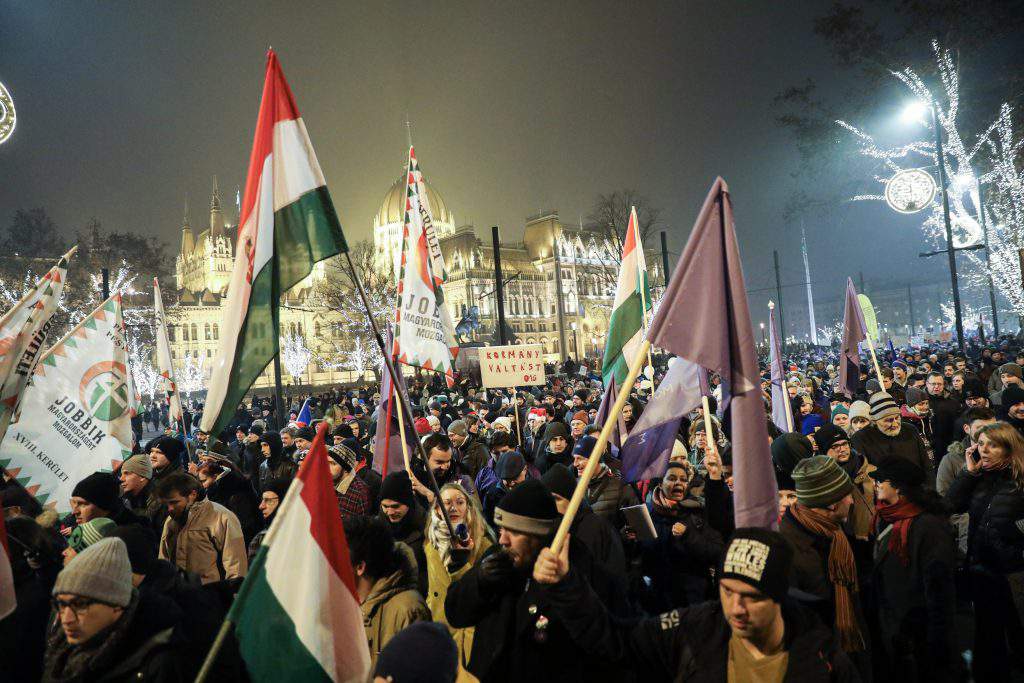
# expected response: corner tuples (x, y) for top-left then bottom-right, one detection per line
(646, 177), (777, 529)
(769, 305), (790, 432)
(372, 328), (415, 476)
(838, 278), (867, 399)
(619, 357), (702, 482)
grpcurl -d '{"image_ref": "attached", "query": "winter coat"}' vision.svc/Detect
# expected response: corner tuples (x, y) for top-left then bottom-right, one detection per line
(1, 557), (57, 683)
(946, 467), (1024, 574)
(937, 439), (970, 555)
(841, 454), (876, 542)
(457, 434), (490, 479)
(872, 511), (960, 681)
(258, 455), (297, 492)
(445, 539), (628, 683)
(379, 504), (429, 595)
(159, 497), (248, 584)
(585, 468), (639, 530)
(642, 492), (724, 612)
(569, 503), (627, 579)
(41, 592), (188, 683)
(544, 569), (859, 683)
(779, 511), (870, 643)
(122, 482), (166, 533)
(424, 533), (494, 674)
(534, 422), (574, 474)
(361, 542), (431, 668)
(851, 422), (934, 487)
(205, 469), (261, 542)
(927, 395), (962, 461)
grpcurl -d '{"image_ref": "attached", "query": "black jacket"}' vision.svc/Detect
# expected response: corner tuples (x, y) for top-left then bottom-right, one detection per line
(851, 424), (934, 487)
(945, 467), (1024, 574)
(544, 568), (859, 682)
(926, 395), (962, 463)
(871, 511), (960, 681)
(586, 469), (639, 530)
(445, 540), (629, 682)
(205, 469), (261, 543)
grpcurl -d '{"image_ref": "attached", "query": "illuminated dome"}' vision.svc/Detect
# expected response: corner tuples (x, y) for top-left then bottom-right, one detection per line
(374, 174), (455, 228)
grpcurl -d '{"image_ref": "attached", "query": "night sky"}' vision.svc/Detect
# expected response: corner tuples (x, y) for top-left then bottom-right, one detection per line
(1, 1), (952, 332)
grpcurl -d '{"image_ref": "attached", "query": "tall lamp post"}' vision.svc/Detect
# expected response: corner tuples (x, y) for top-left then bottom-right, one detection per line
(901, 101), (965, 352)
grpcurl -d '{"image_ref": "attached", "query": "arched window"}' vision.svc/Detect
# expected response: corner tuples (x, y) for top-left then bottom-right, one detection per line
(190, 323), (198, 341)
(167, 325), (175, 342)
(212, 323), (219, 340)
(204, 323), (211, 341)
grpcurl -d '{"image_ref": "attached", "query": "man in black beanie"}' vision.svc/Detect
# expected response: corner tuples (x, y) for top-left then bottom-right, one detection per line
(377, 471), (427, 593)
(70, 471), (147, 529)
(446, 479), (626, 682)
(148, 436), (185, 485)
(534, 528), (859, 681)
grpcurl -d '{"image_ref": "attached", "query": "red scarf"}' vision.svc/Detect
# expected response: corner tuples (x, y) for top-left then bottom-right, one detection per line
(874, 500), (922, 566)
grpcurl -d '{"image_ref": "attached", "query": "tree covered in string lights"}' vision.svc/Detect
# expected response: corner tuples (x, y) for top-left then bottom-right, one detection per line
(280, 332), (311, 384)
(836, 41), (1024, 318)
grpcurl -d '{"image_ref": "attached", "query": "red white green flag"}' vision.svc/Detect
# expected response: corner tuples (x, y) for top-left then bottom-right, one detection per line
(152, 278), (182, 426)
(393, 146), (459, 385)
(201, 51), (348, 438)
(0, 247), (75, 436)
(601, 207), (651, 386)
(229, 422), (370, 682)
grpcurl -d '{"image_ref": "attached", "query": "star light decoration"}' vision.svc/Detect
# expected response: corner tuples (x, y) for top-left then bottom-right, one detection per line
(837, 41), (1024, 316)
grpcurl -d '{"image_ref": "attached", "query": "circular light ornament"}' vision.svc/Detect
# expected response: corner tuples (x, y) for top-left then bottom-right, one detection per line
(885, 168), (936, 214)
(0, 81), (15, 145)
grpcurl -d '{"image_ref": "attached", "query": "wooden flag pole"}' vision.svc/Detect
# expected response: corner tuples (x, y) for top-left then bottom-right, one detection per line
(863, 334), (886, 392)
(782, 379), (794, 433)
(633, 209), (656, 375)
(394, 385), (413, 473)
(551, 338), (650, 555)
(512, 388), (523, 448)
(701, 395), (717, 459)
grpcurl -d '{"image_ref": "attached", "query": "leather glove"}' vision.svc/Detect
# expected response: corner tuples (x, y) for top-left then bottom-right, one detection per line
(447, 546), (472, 573)
(477, 549), (517, 593)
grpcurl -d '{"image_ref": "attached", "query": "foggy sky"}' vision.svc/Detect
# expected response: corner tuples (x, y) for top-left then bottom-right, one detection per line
(1, 1), (952, 333)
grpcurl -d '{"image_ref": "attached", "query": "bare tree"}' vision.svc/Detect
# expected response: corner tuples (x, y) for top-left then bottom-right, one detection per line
(580, 189), (663, 297)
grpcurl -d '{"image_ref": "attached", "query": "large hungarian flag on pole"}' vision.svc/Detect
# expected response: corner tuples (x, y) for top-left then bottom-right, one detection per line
(201, 51), (348, 438)
(153, 278), (183, 427)
(229, 422), (370, 682)
(601, 207), (651, 387)
(393, 146), (459, 386)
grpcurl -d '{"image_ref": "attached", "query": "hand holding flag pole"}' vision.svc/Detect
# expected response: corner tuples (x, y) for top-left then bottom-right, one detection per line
(551, 338), (650, 555)
(701, 395), (716, 460)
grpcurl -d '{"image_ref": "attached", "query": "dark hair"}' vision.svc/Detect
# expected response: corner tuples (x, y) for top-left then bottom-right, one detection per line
(422, 433), (452, 455)
(926, 371), (945, 382)
(155, 471), (203, 499)
(343, 515), (399, 579)
(489, 431), (514, 451)
(963, 406), (996, 424)
(900, 485), (948, 515)
(4, 514), (61, 577)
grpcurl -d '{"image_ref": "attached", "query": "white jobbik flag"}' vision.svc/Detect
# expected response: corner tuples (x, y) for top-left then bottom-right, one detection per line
(0, 296), (133, 512)
(153, 278), (182, 425)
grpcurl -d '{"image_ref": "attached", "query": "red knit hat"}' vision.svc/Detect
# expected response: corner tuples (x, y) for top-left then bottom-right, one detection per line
(414, 417), (432, 436)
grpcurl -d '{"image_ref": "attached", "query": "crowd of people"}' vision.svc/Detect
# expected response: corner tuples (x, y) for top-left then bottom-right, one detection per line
(4, 341), (1024, 681)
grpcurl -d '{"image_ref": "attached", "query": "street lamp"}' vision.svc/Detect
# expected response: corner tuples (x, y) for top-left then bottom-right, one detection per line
(759, 321), (766, 346)
(902, 99), (965, 352)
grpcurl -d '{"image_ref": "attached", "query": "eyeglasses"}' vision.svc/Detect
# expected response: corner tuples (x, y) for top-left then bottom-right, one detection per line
(51, 597), (102, 617)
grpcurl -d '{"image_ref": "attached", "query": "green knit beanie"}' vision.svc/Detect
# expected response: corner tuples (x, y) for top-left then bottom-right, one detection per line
(792, 455), (854, 508)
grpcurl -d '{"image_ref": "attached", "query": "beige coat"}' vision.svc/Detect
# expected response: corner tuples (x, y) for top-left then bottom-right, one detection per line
(159, 497), (248, 584)
(361, 542), (431, 668)
(848, 457), (877, 541)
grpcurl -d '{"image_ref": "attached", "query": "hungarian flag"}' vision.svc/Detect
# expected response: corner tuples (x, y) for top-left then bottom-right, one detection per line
(393, 146), (459, 386)
(201, 51), (348, 438)
(152, 278), (183, 427)
(602, 206), (651, 387)
(230, 421), (370, 682)
(0, 247), (74, 436)
(0, 512), (14, 619)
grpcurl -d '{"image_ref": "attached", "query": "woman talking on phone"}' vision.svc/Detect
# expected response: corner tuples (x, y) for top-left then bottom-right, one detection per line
(946, 421), (1024, 682)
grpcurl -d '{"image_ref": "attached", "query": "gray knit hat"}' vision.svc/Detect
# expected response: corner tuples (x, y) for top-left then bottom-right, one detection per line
(848, 400), (870, 421)
(53, 537), (133, 607)
(792, 455), (854, 508)
(447, 419), (468, 437)
(120, 454), (153, 480)
(868, 392), (900, 421)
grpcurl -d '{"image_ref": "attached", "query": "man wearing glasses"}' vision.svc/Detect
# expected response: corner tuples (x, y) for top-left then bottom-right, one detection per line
(45, 537), (188, 680)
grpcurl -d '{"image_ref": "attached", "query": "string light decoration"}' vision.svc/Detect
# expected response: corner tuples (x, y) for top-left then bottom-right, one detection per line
(126, 335), (159, 400)
(177, 352), (206, 399)
(280, 332), (311, 384)
(0, 81), (15, 145)
(836, 40), (1024, 316)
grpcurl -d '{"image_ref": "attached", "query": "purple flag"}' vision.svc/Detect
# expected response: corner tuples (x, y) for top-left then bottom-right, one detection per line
(595, 376), (627, 452)
(697, 366), (711, 398)
(838, 278), (867, 399)
(769, 306), (790, 432)
(372, 329), (416, 476)
(620, 357), (702, 482)
(647, 177), (777, 529)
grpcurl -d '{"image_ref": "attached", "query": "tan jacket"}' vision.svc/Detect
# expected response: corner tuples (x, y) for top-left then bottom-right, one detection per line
(848, 457), (877, 541)
(159, 497), (248, 584)
(362, 542), (431, 668)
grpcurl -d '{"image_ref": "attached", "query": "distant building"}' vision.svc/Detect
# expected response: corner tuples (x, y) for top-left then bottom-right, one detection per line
(167, 165), (664, 390)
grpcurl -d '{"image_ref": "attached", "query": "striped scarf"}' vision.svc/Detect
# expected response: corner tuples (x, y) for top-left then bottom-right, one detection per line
(788, 504), (865, 653)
